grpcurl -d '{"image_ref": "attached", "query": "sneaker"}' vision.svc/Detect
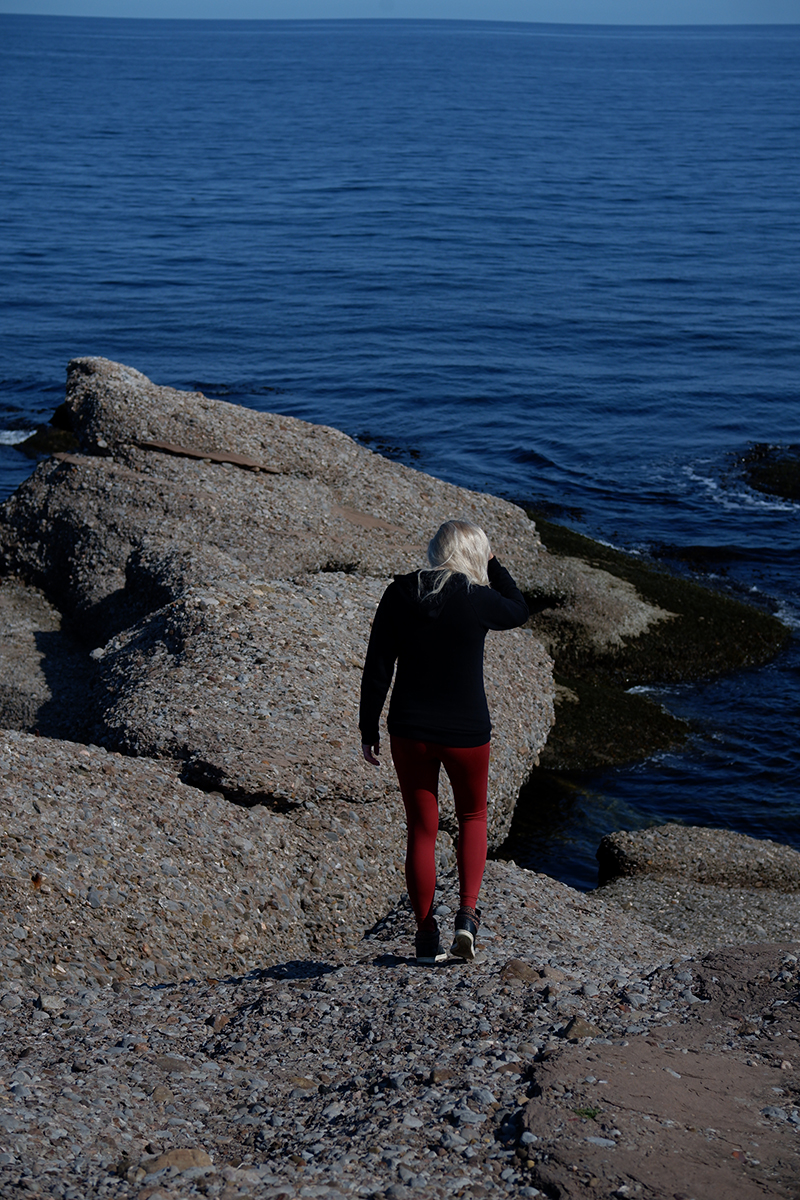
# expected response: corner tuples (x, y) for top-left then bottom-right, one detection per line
(415, 924), (446, 964)
(450, 906), (481, 961)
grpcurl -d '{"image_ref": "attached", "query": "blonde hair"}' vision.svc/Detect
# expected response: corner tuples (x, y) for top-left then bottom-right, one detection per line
(419, 519), (491, 597)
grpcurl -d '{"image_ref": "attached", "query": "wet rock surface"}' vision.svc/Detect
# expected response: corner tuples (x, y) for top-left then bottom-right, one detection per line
(526, 514), (789, 772)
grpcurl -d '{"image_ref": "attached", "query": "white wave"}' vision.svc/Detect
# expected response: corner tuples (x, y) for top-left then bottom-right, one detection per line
(626, 683), (688, 698)
(718, 489), (797, 515)
(682, 464), (798, 514)
(0, 429), (35, 446)
(775, 603), (800, 632)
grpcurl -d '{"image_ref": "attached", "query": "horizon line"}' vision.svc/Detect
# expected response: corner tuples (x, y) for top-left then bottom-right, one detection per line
(1, 10), (799, 23)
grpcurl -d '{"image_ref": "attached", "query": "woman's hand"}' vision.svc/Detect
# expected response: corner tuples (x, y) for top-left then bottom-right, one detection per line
(362, 741), (380, 766)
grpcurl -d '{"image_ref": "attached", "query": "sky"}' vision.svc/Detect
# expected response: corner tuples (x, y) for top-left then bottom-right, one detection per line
(1, 0), (798, 23)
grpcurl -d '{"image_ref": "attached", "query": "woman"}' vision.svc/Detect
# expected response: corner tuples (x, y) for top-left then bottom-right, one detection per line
(359, 519), (529, 963)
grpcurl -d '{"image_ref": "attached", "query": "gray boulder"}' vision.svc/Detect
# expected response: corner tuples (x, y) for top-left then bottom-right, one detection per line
(0, 357), (557, 847)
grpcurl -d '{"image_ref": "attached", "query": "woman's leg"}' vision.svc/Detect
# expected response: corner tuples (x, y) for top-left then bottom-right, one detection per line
(389, 735), (441, 930)
(439, 742), (490, 911)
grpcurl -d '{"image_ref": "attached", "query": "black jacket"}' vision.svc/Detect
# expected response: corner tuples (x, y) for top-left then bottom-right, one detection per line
(359, 557), (529, 748)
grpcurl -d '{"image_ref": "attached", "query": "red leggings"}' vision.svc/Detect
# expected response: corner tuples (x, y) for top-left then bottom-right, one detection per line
(390, 735), (490, 930)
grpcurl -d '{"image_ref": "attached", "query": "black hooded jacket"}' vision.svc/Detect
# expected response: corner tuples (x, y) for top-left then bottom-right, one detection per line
(359, 557), (529, 748)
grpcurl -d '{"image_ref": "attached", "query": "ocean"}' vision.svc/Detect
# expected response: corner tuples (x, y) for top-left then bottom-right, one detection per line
(1, 15), (798, 889)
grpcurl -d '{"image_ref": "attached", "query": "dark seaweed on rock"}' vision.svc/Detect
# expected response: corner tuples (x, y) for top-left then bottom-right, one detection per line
(521, 512), (789, 772)
(527, 512), (789, 685)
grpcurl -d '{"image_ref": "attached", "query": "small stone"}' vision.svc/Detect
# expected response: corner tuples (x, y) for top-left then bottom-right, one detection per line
(562, 1016), (603, 1040)
(154, 1055), (189, 1074)
(37, 994), (66, 1014)
(148, 1147), (213, 1173)
(501, 958), (537, 983)
(453, 1103), (485, 1126)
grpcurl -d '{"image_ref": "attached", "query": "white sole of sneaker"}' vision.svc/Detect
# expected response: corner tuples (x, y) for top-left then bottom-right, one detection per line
(450, 930), (475, 961)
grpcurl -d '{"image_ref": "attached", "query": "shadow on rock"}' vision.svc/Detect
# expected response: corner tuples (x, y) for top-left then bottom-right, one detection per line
(31, 629), (97, 741)
(260, 960), (340, 981)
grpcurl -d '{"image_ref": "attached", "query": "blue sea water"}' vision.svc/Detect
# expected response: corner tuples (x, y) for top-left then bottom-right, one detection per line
(1, 16), (798, 889)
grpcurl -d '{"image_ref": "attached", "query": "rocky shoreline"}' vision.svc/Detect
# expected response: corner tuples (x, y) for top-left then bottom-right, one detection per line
(1, 728), (798, 1200)
(1, 358), (798, 1198)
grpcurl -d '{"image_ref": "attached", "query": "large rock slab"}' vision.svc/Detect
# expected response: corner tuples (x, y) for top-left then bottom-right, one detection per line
(88, 565), (552, 848)
(0, 357), (549, 626)
(596, 824), (800, 953)
(0, 358), (559, 846)
(0, 731), (410, 989)
(598, 823), (800, 890)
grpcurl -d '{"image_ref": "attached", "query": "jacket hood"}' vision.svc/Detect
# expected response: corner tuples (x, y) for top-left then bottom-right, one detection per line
(392, 570), (466, 619)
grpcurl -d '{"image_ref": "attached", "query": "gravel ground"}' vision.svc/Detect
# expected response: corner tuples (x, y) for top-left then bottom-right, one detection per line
(3, 733), (800, 1199)
(0, 750), (687, 1200)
